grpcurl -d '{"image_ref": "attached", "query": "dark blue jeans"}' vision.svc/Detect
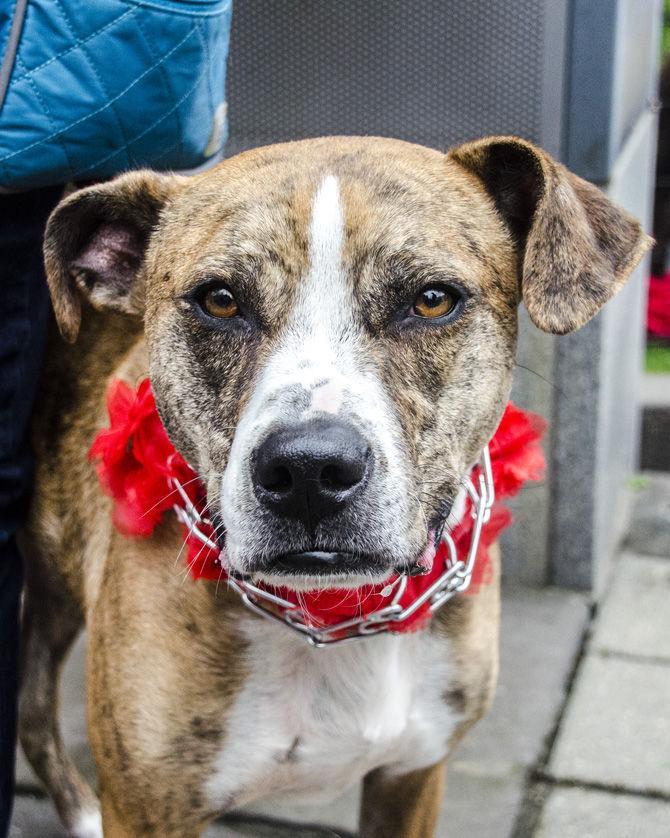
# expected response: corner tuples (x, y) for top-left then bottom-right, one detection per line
(0, 186), (61, 836)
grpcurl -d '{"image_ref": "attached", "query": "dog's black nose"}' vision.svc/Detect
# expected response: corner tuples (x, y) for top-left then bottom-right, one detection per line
(252, 419), (370, 531)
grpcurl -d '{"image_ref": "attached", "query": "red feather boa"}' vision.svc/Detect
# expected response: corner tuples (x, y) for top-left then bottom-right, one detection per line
(90, 379), (546, 632)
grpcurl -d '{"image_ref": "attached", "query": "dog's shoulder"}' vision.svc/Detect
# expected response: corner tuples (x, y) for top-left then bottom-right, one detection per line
(24, 309), (145, 603)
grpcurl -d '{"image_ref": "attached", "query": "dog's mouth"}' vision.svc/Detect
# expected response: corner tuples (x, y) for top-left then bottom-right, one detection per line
(240, 551), (390, 590)
(227, 531), (439, 591)
(262, 550), (382, 576)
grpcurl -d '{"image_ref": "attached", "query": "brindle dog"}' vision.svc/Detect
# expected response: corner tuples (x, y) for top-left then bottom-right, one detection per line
(19, 136), (649, 837)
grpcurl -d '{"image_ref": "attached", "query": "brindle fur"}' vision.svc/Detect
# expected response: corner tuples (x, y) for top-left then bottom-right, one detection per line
(21, 136), (649, 836)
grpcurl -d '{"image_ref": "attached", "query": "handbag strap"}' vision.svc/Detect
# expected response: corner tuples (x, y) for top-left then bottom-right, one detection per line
(0, 0), (28, 115)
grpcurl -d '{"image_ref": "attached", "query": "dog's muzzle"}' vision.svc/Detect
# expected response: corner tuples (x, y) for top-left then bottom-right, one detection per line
(172, 447), (495, 647)
(247, 418), (377, 574)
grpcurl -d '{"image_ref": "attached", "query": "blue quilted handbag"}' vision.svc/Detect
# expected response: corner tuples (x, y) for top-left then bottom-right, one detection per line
(0, 0), (232, 191)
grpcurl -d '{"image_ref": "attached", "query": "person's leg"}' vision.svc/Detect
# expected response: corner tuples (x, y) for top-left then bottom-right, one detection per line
(0, 185), (62, 836)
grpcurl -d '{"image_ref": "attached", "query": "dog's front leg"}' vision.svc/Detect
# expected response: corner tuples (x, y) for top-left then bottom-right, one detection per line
(359, 761), (445, 838)
(100, 791), (206, 838)
(99, 793), (137, 838)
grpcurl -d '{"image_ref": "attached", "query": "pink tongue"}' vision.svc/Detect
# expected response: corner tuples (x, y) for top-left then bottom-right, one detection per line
(417, 531), (437, 571)
(213, 542), (228, 570)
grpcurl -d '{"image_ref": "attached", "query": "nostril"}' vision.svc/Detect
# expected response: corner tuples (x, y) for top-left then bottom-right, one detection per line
(260, 464), (293, 494)
(320, 463), (348, 491)
(319, 458), (367, 492)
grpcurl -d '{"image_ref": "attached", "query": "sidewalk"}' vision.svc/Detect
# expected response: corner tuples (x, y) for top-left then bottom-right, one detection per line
(525, 473), (670, 838)
(520, 552), (670, 836)
(10, 475), (670, 836)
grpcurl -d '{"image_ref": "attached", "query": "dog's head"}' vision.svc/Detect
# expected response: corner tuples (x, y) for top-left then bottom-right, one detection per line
(45, 137), (650, 587)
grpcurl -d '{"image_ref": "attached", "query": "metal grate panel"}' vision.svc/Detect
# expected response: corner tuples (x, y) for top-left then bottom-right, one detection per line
(225, 0), (546, 154)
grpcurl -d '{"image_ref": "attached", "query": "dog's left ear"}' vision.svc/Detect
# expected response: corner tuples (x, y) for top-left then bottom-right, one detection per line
(44, 170), (184, 342)
(448, 136), (652, 334)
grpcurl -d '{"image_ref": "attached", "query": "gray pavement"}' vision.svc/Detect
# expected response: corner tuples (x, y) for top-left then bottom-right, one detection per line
(639, 372), (670, 407)
(547, 652), (670, 794)
(536, 786), (670, 838)
(527, 547), (670, 836)
(624, 473), (670, 558)
(591, 552), (670, 660)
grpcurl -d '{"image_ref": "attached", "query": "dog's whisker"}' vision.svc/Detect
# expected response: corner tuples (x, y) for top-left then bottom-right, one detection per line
(141, 470), (225, 518)
(215, 566), (226, 598)
(180, 538), (211, 586)
(141, 475), (205, 519)
(172, 516), (200, 570)
(514, 362), (562, 393)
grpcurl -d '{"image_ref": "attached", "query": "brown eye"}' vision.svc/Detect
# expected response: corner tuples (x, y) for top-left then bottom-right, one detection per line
(413, 286), (458, 318)
(202, 285), (239, 319)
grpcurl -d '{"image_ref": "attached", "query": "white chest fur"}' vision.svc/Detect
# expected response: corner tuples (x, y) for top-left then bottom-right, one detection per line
(205, 618), (460, 811)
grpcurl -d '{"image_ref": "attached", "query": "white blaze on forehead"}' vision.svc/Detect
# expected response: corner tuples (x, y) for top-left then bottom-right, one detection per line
(300, 174), (348, 412)
(309, 174), (344, 267)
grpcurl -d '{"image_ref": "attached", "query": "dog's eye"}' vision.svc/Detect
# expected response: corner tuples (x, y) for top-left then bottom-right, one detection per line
(201, 285), (239, 319)
(412, 286), (458, 319)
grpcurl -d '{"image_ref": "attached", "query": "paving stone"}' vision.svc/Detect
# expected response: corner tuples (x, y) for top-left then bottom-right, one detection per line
(535, 786), (670, 838)
(547, 654), (670, 795)
(9, 794), (67, 837)
(222, 773), (526, 838)
(206, 815), (351, 837)
(450, 583), (588, 772)
(244, 787), (359, 833)
(437, 766), (527, 838)
(639, 372), (670, 408)
(592, 554), (670, 660)
(624, 473), (670, 557)
(435, 584), (588, 837)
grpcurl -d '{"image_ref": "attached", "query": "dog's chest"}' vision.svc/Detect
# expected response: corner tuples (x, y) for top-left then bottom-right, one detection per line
(205, 619), (459, 811)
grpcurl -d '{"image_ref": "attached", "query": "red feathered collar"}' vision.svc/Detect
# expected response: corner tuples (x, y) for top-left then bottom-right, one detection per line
(90, 379), (546, 636)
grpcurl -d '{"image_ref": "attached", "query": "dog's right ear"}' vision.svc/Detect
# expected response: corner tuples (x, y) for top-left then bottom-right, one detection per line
(448, 136), (652, 334)
(44, 170), (183, 342)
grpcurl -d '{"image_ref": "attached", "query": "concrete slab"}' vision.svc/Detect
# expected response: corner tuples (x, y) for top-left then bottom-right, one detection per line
(639, 372), (670, 407)
(592, 554), (670, 661)
(243, 788), (359, 834)
(624, 473), (670, 557)
(205, 815), (350, 837)
(437, 766), (527, 838)
(536, 786), (670, 838)
(547, 654), (670, 795)
(450, 583), (588, 773)
(8, 795), (67, 838)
